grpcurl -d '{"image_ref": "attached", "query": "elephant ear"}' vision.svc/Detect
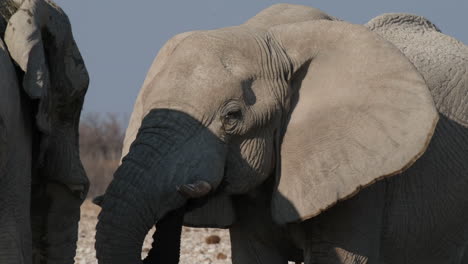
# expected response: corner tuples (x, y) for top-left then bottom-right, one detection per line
(5, 0), (89, 162)
(269, 20), (438, 224)
(4, 0), (50, 99)
(4, 0), (88, 134)
(180, 5), (336, 228)
(5, 2), (89, 263)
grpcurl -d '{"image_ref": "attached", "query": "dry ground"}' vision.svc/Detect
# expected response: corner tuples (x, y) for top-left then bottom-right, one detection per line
(75, 200), (232, 264)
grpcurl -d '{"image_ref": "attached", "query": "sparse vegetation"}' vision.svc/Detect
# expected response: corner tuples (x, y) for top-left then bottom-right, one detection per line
(79, 113), (126, 198)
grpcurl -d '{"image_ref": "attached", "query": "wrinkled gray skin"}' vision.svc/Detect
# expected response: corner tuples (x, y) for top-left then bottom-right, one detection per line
(95, 4), (467, 264)
(0, 0), (89, 263)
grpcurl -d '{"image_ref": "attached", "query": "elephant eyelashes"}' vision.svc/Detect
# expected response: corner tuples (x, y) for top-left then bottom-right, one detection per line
(224, 110), (243, 121)
(221, 108), (243, 133)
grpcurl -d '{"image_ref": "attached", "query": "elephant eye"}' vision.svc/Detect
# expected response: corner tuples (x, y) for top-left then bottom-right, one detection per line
(224, 109), (243, 121)
(221, 108), (243, 133)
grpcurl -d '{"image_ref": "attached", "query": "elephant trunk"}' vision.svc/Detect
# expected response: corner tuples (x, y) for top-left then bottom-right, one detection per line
(30, 125), (89, 264)
(96, 157), (173, 264)
(96, 109), (225, 264)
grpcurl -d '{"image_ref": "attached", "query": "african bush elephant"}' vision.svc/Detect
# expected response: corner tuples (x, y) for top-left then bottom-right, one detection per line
(95, 4), (468, 264)
(0, 0), (89, 263)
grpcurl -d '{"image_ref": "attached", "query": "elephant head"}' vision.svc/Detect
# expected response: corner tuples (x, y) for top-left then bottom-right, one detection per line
(95, 4), (438, 263)
(3, 0), (89, 262)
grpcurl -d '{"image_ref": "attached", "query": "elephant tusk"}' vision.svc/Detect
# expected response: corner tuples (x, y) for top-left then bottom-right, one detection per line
(177, 180), (212, 198)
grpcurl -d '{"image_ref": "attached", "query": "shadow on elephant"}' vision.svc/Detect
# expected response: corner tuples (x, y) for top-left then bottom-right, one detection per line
(0, 0), (89, 263)
(93, 3), (468, 264)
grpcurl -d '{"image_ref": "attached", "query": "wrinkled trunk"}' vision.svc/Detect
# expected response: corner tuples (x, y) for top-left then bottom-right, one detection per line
(31, 124), (89, 264)
(96, 109), (225, 264)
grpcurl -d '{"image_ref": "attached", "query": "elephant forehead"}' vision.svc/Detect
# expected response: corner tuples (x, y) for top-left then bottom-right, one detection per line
(141, 31), (264, 103)
(141, 53), (246, 118)
(172, 31), (261, 72)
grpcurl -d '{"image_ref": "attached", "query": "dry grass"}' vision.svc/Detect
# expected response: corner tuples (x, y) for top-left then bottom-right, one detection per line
(79, 113), (125, 198)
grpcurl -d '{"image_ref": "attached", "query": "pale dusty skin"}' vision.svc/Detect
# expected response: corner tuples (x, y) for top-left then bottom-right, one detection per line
(95, 3), (467, 264)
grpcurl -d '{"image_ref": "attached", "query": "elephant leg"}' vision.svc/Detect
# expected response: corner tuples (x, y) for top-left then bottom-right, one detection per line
(229, 183), (298, 264)
(31, 183), (48, 264)
(0, 181), (32, 264)
(31, 182), (85, 264)
(228, 177), (304, 264)
(461, 245), (468, 264)
(45, 182), (84, 264)
(229, 224), (289, 264)
(297, 181), (387, 264)
(0, 134), (33, 264)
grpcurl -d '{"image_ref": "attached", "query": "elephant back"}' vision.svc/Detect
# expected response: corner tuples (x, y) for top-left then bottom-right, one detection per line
(367, 13), (468, 128)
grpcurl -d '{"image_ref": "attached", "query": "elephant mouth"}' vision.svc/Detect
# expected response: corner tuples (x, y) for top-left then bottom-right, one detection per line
(176, 180), (213, 199)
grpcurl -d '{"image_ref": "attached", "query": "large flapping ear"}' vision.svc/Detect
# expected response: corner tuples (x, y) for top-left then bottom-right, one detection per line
(5, 0), (89, 133)
(5, 0), (89, 163)
(269, 20), (438, 224)
(179, 5), (336, 229)
(4, 0), (50, 99)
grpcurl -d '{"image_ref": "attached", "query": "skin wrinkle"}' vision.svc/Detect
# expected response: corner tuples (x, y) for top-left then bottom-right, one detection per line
(257, 33), (291, 105)
(99, 5), (460, 263)
(380, 115), (468, 263)
(0, 0), (89, 262)
(104, 169), (159, 236)
(225, 136), (270, 193)
(195, 29), (286, 195)
(367, 13), (468, 127)
(97, 110), (223, 260)
(100, 110), (230, 262)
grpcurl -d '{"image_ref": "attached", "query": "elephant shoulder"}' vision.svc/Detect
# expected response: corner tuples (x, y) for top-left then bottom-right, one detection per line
(366, 13), (440, 33)
(243, 4), (337, 30)
(366, 13), (468, 128)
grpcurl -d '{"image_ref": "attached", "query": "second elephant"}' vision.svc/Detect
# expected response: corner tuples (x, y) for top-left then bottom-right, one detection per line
(0, 0), (89, 263)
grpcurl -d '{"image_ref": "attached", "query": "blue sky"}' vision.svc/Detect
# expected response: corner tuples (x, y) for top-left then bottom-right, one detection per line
(54, 0), (467, 118)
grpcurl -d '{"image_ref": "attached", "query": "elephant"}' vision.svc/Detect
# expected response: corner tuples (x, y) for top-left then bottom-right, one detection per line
(0, 0), (89, 263)
(94, 4), (468, 264)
